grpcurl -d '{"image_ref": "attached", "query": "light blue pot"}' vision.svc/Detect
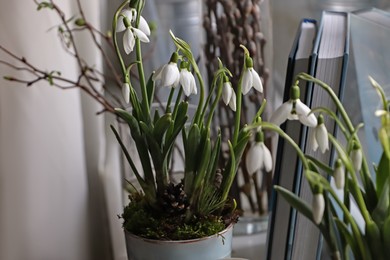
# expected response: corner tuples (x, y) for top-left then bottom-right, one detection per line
(125, 225), (233, 260)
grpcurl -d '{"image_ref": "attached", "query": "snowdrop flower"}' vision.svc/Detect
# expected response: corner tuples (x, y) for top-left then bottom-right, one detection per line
(179, 62), (197, 96)
(116, 8), (151, 36)
(311, 114), (329, 153)
(351, 141), (362, 172)
(116, 8), (150, 55)
(122, 82), (130, 104)
(246, 131), (273, 174)
(153, 52), (180, 88)
(222, 78), (236, 111)
(334, 159), (345, 190)
(241, 56), (263, 95)
(269, 85), (317, 127)
(312, 192), (325, 225)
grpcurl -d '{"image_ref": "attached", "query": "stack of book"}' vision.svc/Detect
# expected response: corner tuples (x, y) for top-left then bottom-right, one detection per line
(266, 8), (390, 260)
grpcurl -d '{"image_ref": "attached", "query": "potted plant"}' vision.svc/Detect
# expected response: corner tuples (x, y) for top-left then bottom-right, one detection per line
(259, 72), (390, 260)
(108, 0), (269, 259)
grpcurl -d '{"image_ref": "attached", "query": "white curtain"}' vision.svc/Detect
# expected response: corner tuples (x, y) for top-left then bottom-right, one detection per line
(0, 1), (126, 259)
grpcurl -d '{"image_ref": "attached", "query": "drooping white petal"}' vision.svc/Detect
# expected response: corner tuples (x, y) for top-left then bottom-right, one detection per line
(312, 193), (325, 225)
(161, 62), (180, 88)
(153, 64), (165, 81)
(241, 69), (253, 95)
(180, 70), (192, 96)
(260, 143), (273, 172)
(116, 9), (133, 32)
(228, 89), (237, 111)
(123, 28), (135, 54)
(139, 15), (151, 36)
(269, 101), (293, 126)
(316, 124), (329, 153)
(132, 27), (149, 43)
(251, 69), (263, 93)
(222, 82), (232, 105)
(121, 83), (130, 104)
(311, 130), (319, 152)
(246, 144), (263, 174)
(295, 100), (317, 127)
(189, 74), (197, 95)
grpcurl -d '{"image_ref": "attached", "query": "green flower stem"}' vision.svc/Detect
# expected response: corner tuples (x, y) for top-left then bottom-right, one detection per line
(296, 72), (372, 223)
(112, 0), (130, 81)
(232, 75), (243, 146)
(327, 188), (370, 260)
(193, 68), (205, 126)
(134, 2), (150, 118)
(206, 78), (223, 129)
(172, 87), (183, 121)
(165, 87), (175, 114)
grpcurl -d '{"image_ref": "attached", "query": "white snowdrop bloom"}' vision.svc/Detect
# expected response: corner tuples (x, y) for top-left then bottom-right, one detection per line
(117, 9), (149, 55)
(312, 193), (325, 225)
(241, 67), (263, 95)
(122, 82), (130, 104)
(270, 85), (317, 127)
(153, 53), (180, 88)
(246, 140), (273, 174)
(116, 8), (150, 36)
(311, 115), (329, 153)
(270, 99), (317, 127)
(222, 81), (233, 106)
(334, 159), (345, 190)
(115, 9), (134, 33)
(180, 69), (197, 96)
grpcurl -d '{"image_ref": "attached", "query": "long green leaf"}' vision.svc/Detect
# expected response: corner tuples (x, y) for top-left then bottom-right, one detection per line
(334, 218), (360, 260)
(376, 152), (390, 198)
(274, 185), (314, 223)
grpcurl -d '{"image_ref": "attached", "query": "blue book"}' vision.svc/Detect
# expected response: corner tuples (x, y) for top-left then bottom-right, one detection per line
(290, 11), (350, 260)
(266, 18), (317, 260)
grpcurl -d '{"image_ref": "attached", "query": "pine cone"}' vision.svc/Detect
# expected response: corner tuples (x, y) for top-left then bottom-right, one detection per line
(160, 182), (189, 216)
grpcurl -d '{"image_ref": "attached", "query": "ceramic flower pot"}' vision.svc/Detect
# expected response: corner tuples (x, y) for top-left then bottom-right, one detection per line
(125, 224), (233, 260)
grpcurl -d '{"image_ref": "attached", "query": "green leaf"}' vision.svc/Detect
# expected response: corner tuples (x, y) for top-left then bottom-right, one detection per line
(366, 221), (384, 260)
(146, 72), (155, 111)
(376, 152), (390, 198)
(220, 141), (236, 202)
(206, 131), (221, 184)
(334, 218), (360, 259)
(383, 216), (390, 258)
(152, 113), (172, 146)
(274, 185), (314, 223)
(193, 136), (211, 191)
(372, 178), (389, 224)
(184, 124), (201, 173)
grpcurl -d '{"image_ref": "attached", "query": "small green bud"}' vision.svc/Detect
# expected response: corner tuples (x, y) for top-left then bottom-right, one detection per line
(291, 85), (300, 100)
(245, 56), (253, 68)
(75, 18), (86, 27)
(169, 52), (179, 63)
(255, 130), (264, 143)
(317, 114), (324, 125)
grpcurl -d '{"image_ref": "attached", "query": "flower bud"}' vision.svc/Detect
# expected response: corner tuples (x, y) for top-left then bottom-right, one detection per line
(334, 159), (345, 190)
(312, 192), (325, 225)
(351, 142), (362, 172)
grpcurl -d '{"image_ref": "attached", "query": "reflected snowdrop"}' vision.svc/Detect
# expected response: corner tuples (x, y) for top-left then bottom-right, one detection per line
(269, 85), (317, 127)
(311, 114), (329, 153)
(246, 131), (272, 174)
